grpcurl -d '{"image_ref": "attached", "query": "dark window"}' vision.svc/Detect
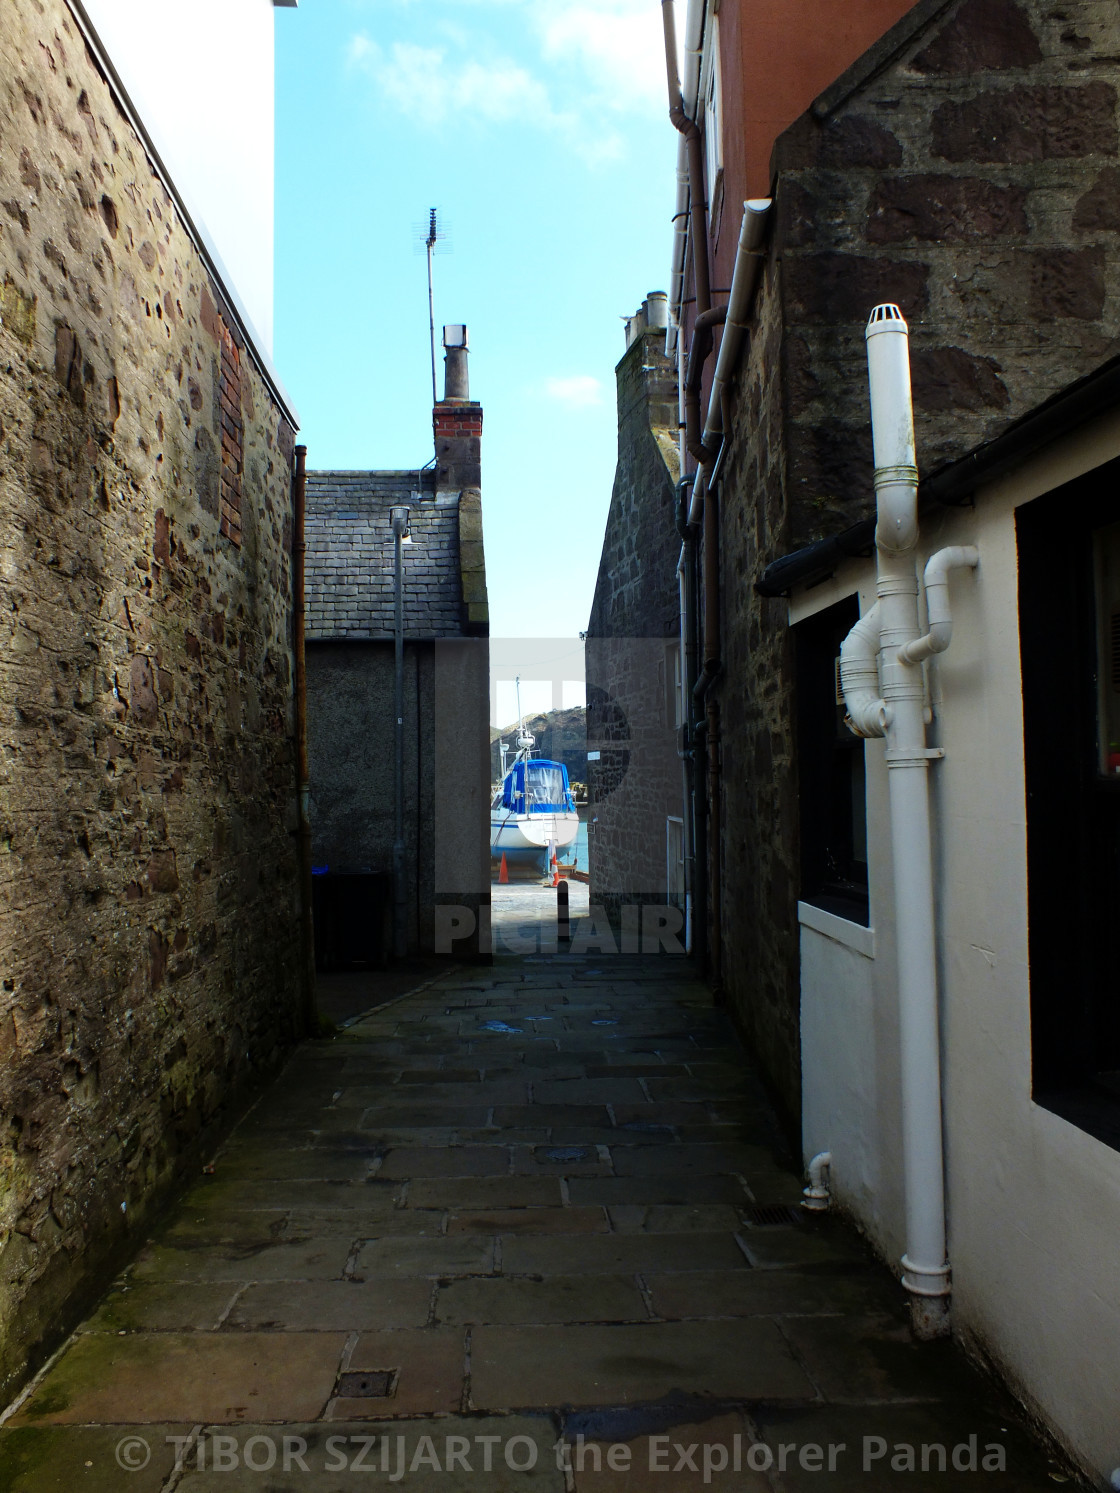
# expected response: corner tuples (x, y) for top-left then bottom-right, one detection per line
(795, 595), (869, 926)
(1018, 463), (1120, 1152)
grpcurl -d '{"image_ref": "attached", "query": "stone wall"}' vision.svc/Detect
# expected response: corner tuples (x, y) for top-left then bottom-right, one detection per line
(711, 255), (804, 1128)
(711, 0), (1120, 1128)
(773, 0), (1120, 544)
(0, 0), (302, 1397)
(586, 327), (682, 921)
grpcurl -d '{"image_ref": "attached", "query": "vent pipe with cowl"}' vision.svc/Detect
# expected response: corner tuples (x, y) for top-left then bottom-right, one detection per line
(838, 305), (980, 1341)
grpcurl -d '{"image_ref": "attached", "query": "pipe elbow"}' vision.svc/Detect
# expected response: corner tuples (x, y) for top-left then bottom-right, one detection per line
(802, 1151), (832, 1212)
(839, 605), (888, 738)
(874, 474), (919, 554)
(899, 546), (978, 666)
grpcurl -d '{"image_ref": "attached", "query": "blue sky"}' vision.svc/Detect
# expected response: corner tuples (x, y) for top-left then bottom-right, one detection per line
(275, 0), (675, 645)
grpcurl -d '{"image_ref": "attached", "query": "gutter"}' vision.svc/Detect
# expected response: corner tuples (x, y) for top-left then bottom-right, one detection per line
(756, 346), (1120, 597)
(62, 0), (300, 429)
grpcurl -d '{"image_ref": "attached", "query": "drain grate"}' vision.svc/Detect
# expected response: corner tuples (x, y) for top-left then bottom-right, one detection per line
(539, 1146), (591, 1163)
(336, 1370), (395, 1399)
(742, 1203), (803, 1228)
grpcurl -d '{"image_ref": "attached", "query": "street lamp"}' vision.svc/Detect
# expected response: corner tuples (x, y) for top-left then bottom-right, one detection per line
(391, 505), (410, 959)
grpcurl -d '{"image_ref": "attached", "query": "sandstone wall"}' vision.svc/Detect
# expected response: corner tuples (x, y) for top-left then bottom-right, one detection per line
(774, 0), (1120, 544)
(0, 0), (302, 1396)
(586, 328), (682, 921)
(713, 0), (1120, 1127)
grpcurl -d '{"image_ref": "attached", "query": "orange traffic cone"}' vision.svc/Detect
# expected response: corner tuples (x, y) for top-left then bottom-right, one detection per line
(551, 851), (560, 888)
(499, 852), (509, 884)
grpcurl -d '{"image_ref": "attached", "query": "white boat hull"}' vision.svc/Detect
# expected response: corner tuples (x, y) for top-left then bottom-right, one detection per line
(491, 812), (579, 857)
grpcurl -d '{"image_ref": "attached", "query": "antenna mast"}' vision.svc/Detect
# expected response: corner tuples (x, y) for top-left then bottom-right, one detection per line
(426, 208), (439, 407)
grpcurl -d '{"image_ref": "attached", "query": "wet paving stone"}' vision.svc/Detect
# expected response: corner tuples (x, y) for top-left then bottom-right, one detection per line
(2, 943), (1088, 1490)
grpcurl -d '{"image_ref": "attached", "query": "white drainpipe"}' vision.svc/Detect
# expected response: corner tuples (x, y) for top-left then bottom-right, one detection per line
(837, 304), (978, 1341)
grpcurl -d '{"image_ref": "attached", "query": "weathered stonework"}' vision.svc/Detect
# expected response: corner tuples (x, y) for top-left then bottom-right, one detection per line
(714, 0), (1120, 1124)
(0, 0), (302, 1397)
(586, 325), (682, 923)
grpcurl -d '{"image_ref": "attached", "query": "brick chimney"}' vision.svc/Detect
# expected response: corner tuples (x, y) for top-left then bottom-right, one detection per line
(434, 324), (482, 490)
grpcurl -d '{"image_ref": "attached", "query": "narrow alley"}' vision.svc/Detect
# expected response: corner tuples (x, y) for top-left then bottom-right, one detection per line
(0, 928), (1080, 1490)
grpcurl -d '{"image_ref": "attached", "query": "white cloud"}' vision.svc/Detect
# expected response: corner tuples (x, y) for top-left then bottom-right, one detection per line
(529, 0), (666, 113)
(545, 375), (604, 409)
(347, 0), (665, 163)
(349, 35), (564, 129)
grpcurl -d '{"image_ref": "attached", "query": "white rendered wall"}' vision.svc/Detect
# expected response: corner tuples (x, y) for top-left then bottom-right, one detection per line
(81, 0), (278, 352)
(793, 414), (1120, 1481)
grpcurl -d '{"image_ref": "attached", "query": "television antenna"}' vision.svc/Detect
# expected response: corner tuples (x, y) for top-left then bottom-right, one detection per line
(413, 208), (451, 407)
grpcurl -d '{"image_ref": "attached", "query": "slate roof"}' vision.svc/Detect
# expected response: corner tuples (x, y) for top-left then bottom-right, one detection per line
(305, 471), (465, 640)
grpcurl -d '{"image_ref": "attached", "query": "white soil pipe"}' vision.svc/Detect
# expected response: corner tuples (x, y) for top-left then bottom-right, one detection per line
(841, 304), (957, 1340)
(839, 602), (887, 739)
(899, 547), (980, 665)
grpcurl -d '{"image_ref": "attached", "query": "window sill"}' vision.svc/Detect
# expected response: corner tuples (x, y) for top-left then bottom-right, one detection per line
(798, 901), (876, 959)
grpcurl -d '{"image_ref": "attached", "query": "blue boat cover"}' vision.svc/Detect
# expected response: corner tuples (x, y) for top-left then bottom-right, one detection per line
(501, 759), (574, 813)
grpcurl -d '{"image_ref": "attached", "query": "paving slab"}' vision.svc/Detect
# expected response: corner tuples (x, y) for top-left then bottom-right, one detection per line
(285, 1207), (446, 1238)
(375, 1146), (514, 1178)
(354, 1236), (495, 1278)
(172, 1418), (565, 1490)
(470, 1320), (814, 1408)
(131, 1237), (354, 1283)
(228, 1278), (434, 1330)
(563, 1413), (770, 1492)
(648, 1267), (905, 1321)
(181, 1178), (402, 1212)
(606, 1205), (745, 1234)
(751, 1403), (1078, 1490)
(447, 1207), (609, 1235)
(334, 1328), (465, 1416)
(435, 1275), (649, 1325)
(209, 1148), (376, 1182)
(567, 1177), (750, 1207)
(407, 1176), (564, 1209)
(0, 1423), (186, 1492)
(610, 1144), (774, 1177)
(81, 1281), (240, 1333)
(501, 1233), (747, 1276)
(11, 1334), (346, 1424)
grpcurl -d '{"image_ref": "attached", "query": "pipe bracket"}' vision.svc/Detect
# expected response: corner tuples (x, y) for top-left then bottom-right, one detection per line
(885, 747), (945, 768)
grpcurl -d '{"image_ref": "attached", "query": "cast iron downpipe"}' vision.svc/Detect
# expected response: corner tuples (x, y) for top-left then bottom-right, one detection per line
(692, 466), (722, 991)
(391, 504), (410, 960)
(662, 0), (712, 324)
(684, 306), (727, 465)
(676, 479), (700, 957)
(292, 447), (317, 1031)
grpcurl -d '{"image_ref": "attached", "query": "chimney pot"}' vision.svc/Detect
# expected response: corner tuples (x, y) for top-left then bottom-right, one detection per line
(442, 324), (469, 401)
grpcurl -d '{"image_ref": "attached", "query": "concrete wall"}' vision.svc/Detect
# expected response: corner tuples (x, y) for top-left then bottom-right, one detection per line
(81, 0), (282, 351)
(586, 325), (682, 922)
(794, 407), (1120, 1483)
(0, 0), (301, 1398)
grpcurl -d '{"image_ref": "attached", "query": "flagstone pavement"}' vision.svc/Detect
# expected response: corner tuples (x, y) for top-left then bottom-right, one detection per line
(0, 945), (1087, 1491)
